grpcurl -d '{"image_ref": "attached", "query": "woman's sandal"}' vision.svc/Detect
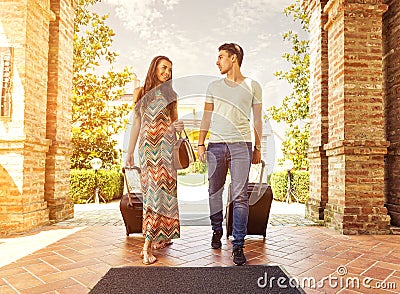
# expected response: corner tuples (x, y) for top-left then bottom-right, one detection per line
(139, 249), (157, 265)
(152, 240), (173, 250)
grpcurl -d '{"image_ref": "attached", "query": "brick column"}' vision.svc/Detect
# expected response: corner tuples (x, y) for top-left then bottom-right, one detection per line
(45, 0), (76, 222)
(0, 0), (55, 234)
(302, 0), (329, 223)
(383, 0), (400, 226)
(323, 0), (390, 234)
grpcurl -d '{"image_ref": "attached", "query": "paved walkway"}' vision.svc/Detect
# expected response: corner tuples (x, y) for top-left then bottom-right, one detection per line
(54, 183), (317, 227)
(53, 199), (317, 227)
(1, 187), (400, 293)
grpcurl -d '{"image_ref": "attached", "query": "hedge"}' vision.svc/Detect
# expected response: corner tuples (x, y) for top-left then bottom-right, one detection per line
(70, 169), (124, 204)
(177, 161), (208, 176)
(69, 168), (309, 204)
(270, 170), (310, 204)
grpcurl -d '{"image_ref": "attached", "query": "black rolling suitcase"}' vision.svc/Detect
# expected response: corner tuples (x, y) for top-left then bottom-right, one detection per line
(121, 167), (143, 236)
(226, 160), (273, 238)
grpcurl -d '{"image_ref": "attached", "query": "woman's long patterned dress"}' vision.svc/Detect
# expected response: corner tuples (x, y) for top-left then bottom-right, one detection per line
(138, 90), (180, 242)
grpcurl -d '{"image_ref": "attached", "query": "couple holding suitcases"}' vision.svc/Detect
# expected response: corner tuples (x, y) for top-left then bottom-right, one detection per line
(126, 43), (263, 265)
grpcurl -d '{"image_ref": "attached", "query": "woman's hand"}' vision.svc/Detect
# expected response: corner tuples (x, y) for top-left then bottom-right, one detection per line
(173, 120), (184, 132)
(126, 152), (135, 167)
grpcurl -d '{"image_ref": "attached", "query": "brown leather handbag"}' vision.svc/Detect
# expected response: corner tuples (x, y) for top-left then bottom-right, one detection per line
(173, 130), (196, 170)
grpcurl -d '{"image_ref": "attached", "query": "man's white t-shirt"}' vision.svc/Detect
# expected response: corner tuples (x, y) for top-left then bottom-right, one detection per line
(205, 77), (262, 143)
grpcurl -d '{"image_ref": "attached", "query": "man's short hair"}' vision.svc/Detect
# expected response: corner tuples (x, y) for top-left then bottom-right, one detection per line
(218, 43), (244, 67)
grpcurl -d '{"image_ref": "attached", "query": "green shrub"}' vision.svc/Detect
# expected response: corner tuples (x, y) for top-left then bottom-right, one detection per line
(193, 161), (208, 174)
(70, 169), (124, 204)
(270, 171), (288, 202)
(270, 170), (309, 204)
(266, 174), (272, 185)
(291, 171), (310, 203)
(177, 161), (208, 175)
(177, 169), (188, 176)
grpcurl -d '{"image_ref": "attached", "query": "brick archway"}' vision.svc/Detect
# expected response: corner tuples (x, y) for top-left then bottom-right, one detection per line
(382, 0), (400, 228)
(1, 0), (399, 235)
(302, 0), (400, 234)
(0, 0), (75, 235)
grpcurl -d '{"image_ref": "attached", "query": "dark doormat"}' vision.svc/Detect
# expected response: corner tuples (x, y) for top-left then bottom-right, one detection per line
(89, 265), (304, 294)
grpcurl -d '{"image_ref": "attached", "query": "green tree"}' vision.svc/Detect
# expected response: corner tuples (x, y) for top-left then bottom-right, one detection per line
(72, 0), (134, 169)
(266, 0), (310, 170)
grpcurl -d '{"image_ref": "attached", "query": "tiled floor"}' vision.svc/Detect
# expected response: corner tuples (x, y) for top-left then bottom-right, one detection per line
(1, 200), (400, 293)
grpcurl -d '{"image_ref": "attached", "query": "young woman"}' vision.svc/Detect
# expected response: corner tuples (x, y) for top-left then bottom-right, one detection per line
(126, 56), (184, 265)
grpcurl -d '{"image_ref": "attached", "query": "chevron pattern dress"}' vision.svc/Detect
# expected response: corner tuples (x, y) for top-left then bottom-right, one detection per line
(138, 90), (180, 242)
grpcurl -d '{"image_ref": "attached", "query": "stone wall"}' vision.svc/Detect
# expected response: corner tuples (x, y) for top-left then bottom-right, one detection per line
(304, 0), (329, 223)
(303, 0), (392, 234)
(45, 0), (75, 222)
(383, 0), (400, 226)
(0, 0), (75, 235)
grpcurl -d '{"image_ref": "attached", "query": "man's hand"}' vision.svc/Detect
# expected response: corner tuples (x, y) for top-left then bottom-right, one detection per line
(198, 146), (207, 163)
(252, 150), (261, 164)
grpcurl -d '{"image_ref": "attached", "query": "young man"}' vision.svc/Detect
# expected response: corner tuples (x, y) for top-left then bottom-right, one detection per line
(198, 43), (263, 265)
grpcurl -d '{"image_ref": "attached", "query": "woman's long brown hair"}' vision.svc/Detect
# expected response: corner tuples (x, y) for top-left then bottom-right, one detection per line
(135, 56), (177, 118)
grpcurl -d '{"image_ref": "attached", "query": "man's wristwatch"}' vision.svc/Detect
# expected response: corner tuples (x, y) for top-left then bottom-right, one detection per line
(254, 145), (261, 151)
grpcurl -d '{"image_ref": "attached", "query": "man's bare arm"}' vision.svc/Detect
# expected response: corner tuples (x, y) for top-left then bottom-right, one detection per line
(252, 103), (262, 164)
(198, 102), (213, 163)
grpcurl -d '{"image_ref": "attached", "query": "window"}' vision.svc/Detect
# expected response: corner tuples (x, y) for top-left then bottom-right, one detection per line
(0, 47), (13, 117)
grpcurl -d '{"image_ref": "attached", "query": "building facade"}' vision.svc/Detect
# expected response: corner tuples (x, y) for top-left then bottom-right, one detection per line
(0, 0), (76, 235)
(302, 0), (400, 234)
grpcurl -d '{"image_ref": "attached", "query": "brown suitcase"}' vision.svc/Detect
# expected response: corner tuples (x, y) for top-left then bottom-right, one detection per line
(121, 167), (143, 236)
(226, 160), (273, 239)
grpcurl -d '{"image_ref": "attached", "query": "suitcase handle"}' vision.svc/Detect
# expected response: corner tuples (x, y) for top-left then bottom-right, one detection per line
(256, 160), (266, 198)
(122, 166), (141, 173)
(122, 166), (141, 207)
(227, 160), (267, 203)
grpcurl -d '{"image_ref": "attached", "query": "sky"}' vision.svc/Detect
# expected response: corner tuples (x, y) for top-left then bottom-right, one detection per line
(91, 0), (307, 169)
(91, 0), (305, 108)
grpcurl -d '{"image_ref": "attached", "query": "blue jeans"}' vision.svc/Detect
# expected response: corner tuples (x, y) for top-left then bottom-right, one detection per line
(207, 142), (252, 246)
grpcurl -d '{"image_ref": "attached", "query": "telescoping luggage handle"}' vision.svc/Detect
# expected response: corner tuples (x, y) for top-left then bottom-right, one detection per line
(228, 160), (266, 205)
(256, 160), (266, 198)
(122, 166), (141, 207)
